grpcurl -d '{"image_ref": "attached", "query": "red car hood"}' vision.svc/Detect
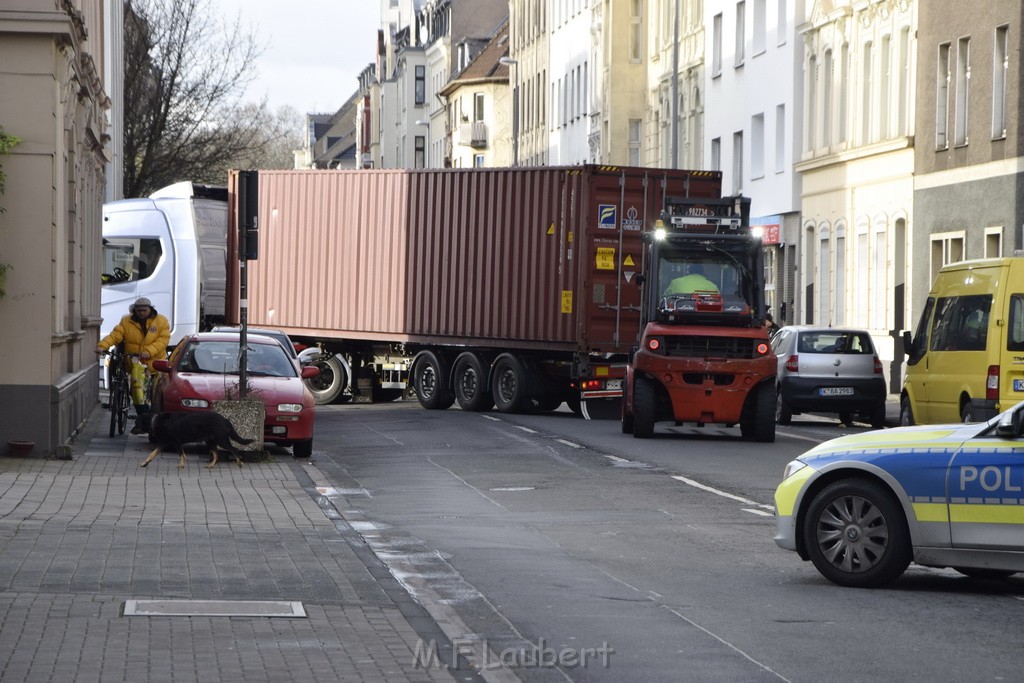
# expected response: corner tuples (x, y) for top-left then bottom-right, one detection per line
(176, 374), (310, 405)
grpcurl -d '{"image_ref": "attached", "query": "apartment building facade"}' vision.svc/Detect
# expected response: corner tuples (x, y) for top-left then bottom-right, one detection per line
(0, 0), (110, 454)
(705, 0), (804, 324)
(794, 0), (917, 390)
(913, 1), (1023, 301)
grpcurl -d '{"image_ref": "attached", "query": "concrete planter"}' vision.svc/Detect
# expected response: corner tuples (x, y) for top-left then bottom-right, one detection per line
(213, 399), (266, 461)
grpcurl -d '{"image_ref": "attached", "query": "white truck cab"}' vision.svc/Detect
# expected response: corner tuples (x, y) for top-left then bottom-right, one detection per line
(100, 182), (228, 346)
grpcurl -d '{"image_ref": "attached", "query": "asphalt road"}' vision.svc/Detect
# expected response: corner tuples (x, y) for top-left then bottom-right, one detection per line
(306, 400), (1024, 682)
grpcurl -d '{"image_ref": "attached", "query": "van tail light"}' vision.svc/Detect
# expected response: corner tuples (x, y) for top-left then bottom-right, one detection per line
(785, 355), (799, 372)
(986, 365), (1000, 401)
(873, 355), (883, 375)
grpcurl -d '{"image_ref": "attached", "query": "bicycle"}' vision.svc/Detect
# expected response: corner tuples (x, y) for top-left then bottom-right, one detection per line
(103, 346), (132, 437)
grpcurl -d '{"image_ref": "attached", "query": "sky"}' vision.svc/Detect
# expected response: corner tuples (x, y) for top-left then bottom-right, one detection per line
(210, 0), (381, 115)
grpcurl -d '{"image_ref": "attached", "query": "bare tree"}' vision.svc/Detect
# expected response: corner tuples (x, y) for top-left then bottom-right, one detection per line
(228, 104), (305, 171)
(123, 0), (279, 196)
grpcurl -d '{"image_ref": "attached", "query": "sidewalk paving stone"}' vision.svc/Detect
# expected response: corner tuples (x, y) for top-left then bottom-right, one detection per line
(0, 404), (460, 682)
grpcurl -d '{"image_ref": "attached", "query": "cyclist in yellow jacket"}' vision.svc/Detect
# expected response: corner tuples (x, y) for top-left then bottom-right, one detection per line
(96, 297), (171, 433)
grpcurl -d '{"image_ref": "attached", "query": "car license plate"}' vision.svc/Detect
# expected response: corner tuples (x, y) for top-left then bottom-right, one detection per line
(820, 387), (854, 396)
(1014, 379), (1024, 392)
(606, 379), (622, 391)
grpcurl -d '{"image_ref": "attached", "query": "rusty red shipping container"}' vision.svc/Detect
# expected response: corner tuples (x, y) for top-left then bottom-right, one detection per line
(228, 166), (722, 355)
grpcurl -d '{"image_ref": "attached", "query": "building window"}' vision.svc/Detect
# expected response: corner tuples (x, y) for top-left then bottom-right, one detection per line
(955, 37), (970, 147)
(834, 230), (846, 326)
(936, 43), (951, 149)
(415, 65), (425, 105)
(872, 229), (886, 330)
(861, 41), (873, 144)
(474, 92), (484, 122)
(993, 25), (1008, 139)
(474, 154), (485, 167)
(985, 227), (1003, 258)
(630, 0), (643, 61)
(822, 50), (833, 147)
(629, 118), (641, 166)
(806, 55), (817, 151)
(879, 35), (891, 139)
(930, 232), (965, 282)
(898, 28), (910, 136)
(735, 1), (746, 67)
(753, 0), (765, 55)
(776, 0), (786, 46)
(712, 13), (723, 76)
(751, 113), (764, 178)
(839, 44), (849, 143)
(732, 130), (743, 194)
(775, 104), (785, 173)
(414, 135), (425, 169)
(711, 137), (721, 171)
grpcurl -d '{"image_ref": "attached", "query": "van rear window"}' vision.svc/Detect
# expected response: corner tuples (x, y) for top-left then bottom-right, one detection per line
(929, 294), (991, 352)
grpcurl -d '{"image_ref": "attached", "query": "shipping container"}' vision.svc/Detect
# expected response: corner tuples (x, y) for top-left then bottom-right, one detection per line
(228, 166), (722, 415)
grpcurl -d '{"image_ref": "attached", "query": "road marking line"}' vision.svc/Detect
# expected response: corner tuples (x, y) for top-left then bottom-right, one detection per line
(482, 415), (501, 422)
(742, 508), (773, 517)
(671, 475), (774, 511)
(775, 431), (822, 443)
(516, 426), (538, 434)
(663, 606), (791, 682)
(555, 438), (583, 449)
(605, 455), (631, 463)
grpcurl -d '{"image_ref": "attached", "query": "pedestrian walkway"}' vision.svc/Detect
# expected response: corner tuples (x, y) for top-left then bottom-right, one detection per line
(0, 404), (464, 682)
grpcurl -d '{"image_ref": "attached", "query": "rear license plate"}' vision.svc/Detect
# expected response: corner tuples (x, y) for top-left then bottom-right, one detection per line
(819, 387), (854, 396)
(606, 379), (622, 391)
(1014, 379), (1024, 392)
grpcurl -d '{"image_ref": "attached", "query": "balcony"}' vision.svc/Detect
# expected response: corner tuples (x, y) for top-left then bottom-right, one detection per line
(457, 121), (488, 149)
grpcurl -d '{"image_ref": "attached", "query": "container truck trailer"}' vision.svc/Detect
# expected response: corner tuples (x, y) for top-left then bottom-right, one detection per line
(226, 166), (725, 416)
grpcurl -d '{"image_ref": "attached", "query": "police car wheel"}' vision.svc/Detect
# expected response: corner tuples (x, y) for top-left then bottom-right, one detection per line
(953, 567), (1017, 580)
(803, 478), (911, 588)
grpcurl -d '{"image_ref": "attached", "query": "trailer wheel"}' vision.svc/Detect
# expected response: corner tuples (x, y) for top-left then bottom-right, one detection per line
(491, 354), (528, 413)
(741, 382), (776, 442)
(306, 355), (349, 405)
(567, 393), (582, 416)
(414, 352), (455, 410)
(531, 396), (563, 412)
(453, 353), (494, 412)
(632, 376), (656, 438)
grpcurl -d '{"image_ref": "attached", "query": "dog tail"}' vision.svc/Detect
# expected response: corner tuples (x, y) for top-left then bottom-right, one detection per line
(228, 423), (255, 446)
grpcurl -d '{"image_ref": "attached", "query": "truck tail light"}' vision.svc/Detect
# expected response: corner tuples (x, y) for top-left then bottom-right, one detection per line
(873, 355), (883, 375)
(646, 337), (663, 352)
(756, 342), (770, 356)
(580, 379), (602, 391)
(987, 365), (1000, 400)
(784, 355), (799, 372)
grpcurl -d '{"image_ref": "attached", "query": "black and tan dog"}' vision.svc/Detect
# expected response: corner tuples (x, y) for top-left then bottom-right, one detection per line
(139, 412), (254, 469)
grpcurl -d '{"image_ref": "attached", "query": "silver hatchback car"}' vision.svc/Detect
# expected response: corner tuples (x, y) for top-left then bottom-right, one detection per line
(771, 326), (887, 427)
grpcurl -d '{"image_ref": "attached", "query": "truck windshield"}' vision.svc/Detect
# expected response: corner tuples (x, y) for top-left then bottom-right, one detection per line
(102, 238), (163, 284)
(655, 250), (754, 317)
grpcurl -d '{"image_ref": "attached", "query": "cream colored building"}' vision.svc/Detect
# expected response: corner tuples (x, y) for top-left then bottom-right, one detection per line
(590, 0), (650, 165)
(646, 0), (704, 169)
(440, 22), (514, 168)
(508, 0), (549, 165)
(0, 0), (110, 454)
(796, 0), (917, 390)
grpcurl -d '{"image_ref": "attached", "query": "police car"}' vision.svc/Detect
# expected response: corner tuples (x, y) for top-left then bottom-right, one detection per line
(775, 401), (1024, 587)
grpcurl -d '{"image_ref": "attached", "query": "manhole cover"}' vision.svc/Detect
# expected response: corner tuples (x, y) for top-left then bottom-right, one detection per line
(124, 600), (306, 617)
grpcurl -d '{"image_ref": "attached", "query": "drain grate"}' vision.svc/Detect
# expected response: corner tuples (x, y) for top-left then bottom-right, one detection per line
(124, 600), (306, 617)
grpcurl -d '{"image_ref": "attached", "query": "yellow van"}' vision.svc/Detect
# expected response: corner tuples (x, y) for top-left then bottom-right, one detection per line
(901, 257), (1024, 425)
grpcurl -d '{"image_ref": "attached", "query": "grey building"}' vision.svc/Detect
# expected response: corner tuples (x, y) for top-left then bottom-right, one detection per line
(913, 2), (1024, 313)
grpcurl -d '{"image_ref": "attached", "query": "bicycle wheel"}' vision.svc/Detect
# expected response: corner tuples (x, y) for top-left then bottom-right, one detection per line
(108, 379), (120, 437)
(116, 379), (131, 434)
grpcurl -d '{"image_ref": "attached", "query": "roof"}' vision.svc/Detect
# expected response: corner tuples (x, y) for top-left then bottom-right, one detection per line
(440, 19), (510, 97)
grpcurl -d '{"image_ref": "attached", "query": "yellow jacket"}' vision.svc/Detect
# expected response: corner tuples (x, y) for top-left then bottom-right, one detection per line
(97, 311), (171, 372)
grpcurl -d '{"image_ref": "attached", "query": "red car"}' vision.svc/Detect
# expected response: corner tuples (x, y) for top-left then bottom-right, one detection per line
(151, 332), (319, 457)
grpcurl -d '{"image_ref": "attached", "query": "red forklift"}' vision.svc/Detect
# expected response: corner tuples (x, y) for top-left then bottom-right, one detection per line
(622, 195), (777, 441)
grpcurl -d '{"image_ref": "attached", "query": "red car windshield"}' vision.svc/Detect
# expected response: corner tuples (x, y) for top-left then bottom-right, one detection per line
(180, 341), (297, 378)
